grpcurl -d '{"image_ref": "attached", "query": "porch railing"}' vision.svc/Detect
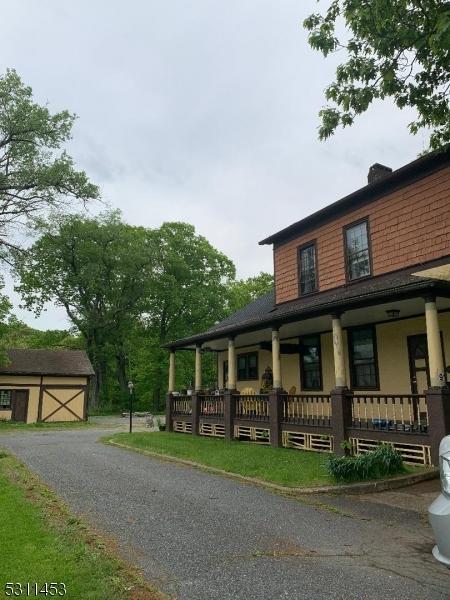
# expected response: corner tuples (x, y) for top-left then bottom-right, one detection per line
(351, 394), (428, 433)
(235, 394), (269, 421)
(199, 395), (224, 418)
(282, 394), (332, 427)
(172, 395), (192, 416)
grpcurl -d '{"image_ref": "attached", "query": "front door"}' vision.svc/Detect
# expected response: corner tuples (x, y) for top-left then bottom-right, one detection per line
(12, 390), (29, 422)
(407, 334), (431, 394)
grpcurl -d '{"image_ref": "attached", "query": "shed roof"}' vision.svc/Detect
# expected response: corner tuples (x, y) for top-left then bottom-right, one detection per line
(0, 349), (95, 376)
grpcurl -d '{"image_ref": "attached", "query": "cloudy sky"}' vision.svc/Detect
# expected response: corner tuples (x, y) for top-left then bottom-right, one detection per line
(2, 1), (426, 329)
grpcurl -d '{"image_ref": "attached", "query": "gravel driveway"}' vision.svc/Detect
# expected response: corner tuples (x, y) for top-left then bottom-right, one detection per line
(1, 427), (449, 600)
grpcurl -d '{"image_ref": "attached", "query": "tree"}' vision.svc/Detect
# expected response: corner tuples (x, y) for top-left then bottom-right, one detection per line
(226, 272), (273, 314)
(0, 69), (99, 257)
(303, 1), (450, 150)
(14, 212), (156, 406)
(139, 222), (235, 407)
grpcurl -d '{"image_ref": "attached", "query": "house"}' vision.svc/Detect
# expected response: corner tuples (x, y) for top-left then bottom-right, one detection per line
(165, 147), (450, 466)
(0, 349), (94, 423)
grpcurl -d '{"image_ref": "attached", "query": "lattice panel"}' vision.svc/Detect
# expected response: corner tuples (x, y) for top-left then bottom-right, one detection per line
(173, 420), (192, 433)
(349, 437), (431, 466)
(282, 431), (334, 453)
(199, 422), (225, 438)
(234, 425), (270, 444)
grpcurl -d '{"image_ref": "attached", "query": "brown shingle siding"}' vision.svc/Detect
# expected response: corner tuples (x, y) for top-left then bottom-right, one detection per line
(275, 165), (450, 304)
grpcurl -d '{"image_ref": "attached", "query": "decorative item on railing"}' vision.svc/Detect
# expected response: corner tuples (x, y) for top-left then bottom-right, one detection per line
(282, 394), (332, 427)
(235, 394), (269, 421)
(200, 395), (224, 418)
(351, 394), (428, 433)
(172, 396), (192, 416)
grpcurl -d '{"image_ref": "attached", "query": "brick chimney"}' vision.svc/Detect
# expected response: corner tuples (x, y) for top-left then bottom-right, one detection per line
(368, 163), (392, 184)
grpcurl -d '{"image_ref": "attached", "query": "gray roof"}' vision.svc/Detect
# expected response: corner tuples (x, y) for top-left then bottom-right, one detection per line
(167, 256), (450, 348)
(0, 349), (95, 376)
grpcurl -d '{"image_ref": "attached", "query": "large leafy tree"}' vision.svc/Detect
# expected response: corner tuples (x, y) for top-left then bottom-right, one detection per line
(303, 1), (450, 150)
(0, 69), (99, 256)
(226, 272), (273, 315)
(14, 212), (156, 405)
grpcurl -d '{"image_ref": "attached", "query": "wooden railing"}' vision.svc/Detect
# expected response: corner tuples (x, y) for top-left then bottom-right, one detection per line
(200, 395), (224, 418)
(351, 394), (428, 433)
(172, 396), (192, 416)
(235, 394), (269, 421)
(282, 394), (332, 427)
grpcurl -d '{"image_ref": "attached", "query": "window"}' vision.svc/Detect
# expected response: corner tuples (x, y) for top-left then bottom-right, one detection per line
(345, 220), (371, 281)
(0, 389), (12, 409)
(300, 335), (322, 390)
(237, 352), (258, 381)
(299, 243), (318, 295)
(348, 326), (379, 389)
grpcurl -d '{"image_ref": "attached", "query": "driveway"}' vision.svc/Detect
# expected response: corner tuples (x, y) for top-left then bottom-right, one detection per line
(1, 427), (449, 600)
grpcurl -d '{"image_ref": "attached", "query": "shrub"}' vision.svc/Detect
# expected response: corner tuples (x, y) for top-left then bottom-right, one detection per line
(327, 443), (405, 483)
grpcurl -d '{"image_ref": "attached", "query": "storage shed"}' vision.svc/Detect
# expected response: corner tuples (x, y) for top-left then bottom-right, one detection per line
(0, 349), (94, 423)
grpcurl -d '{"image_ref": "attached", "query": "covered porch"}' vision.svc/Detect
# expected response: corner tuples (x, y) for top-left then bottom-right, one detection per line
(166, 265), (450, 466)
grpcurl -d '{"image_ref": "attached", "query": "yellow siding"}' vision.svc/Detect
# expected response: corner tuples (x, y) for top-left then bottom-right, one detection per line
(42, 376), (88, 385)
(0, 409), (12, 420)
(0, 375), (40, 385)
(41, 387), (85, 422)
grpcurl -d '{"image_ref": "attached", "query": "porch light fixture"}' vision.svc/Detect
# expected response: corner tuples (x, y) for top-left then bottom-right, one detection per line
(386, 309), (400, 319)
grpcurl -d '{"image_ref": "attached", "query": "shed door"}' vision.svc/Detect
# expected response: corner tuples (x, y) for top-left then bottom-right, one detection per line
(41, 386), (86, 422)
(12, 390), (29, 422)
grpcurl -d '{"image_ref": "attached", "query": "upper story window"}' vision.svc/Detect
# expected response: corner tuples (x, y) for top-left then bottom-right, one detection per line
(237, 352), (258, 381)
(298, 242), (318, 295)
(344, 219), (371, 281)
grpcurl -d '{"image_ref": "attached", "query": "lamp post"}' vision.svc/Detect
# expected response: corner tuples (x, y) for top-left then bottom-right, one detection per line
(128, 380), (134, 433)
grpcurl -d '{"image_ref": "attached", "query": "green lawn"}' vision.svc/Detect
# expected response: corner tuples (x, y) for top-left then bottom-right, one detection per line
(106, 432), (336, 487)
(0, 451), (163, 600)
(0, 420), (93, 432)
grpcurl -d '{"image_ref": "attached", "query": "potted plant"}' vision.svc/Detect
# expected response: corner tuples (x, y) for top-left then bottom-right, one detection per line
(156, 417), (166, 431)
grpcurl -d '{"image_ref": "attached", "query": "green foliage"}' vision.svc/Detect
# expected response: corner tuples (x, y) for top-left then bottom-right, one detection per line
(0, 69), (98, 257)
(226, 272), (273, 315)
(327, 443), (405, 482)
(303, 1), (450, 150)
(2, 317), (83, 350)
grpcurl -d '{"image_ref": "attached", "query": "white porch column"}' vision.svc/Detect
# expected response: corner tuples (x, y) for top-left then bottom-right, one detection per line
(168, 350), (176, 393)
(425, 297), (445, 387)
(227, 337), (236, 390)
(272, 327), (282, 389)
(195, 345), (202, 391)
(332, 314), (347, 388)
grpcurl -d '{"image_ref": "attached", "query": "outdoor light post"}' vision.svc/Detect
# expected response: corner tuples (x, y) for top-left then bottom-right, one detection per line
(128, 380), (134, 433)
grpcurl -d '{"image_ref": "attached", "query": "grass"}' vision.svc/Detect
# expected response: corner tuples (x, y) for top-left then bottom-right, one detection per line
(0, 450), (164, 600)
(0, 420), (93, 432)
(106, 432), (336, 487)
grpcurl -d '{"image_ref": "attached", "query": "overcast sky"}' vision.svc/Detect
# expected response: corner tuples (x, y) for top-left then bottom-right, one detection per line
(2, 1), (426, 330)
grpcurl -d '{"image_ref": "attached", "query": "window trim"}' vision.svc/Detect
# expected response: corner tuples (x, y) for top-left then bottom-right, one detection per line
(343, 218), (373, 283)
(297, 240), (319, 296)
(348, 324), (380, 390)
(299, 334), (323, 391)
(236, 351), (259, 381)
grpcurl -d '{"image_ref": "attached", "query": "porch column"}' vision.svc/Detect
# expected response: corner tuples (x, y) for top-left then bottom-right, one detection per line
(272, 327), (282, 390)
(331, 313), (347, 388)
(424, 297), (446, 387)
(228, 337), (236, 390)
(194, 344), (202, 391)
(168, 350), (176, 393)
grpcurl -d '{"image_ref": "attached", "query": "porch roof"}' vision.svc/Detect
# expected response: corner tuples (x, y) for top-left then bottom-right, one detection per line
(167, 256), (450, 349)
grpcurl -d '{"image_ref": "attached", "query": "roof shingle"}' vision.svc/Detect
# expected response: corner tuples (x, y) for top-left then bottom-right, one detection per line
(0, 349), (95, 376)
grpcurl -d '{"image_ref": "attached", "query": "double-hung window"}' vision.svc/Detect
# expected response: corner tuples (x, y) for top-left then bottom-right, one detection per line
(299, 242), (318, 295)
(345, 220), (371, 281)
(237, 352), (258, 381)
(300, 335), (322, 390)
(348, 326), (379, 389)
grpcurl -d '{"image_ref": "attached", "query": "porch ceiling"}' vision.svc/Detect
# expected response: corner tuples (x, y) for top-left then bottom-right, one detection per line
(201, 296), (450, 352)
